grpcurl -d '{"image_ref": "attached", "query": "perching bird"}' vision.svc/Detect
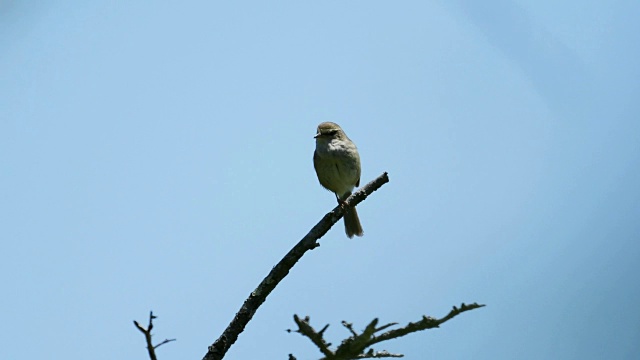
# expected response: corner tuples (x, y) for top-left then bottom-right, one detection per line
(313, 122), (364, 238)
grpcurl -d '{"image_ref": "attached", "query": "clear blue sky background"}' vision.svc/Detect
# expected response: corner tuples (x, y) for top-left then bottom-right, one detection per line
(1, 1), (639, 359)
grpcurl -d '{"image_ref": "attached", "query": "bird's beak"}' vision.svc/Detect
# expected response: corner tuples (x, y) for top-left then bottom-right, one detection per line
(314, 132), (321, 138)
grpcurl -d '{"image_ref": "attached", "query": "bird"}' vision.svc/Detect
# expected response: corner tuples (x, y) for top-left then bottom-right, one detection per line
(313, 122), (364, 238)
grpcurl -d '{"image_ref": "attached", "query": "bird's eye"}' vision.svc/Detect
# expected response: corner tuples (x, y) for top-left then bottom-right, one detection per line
(327, 130), (338, 136)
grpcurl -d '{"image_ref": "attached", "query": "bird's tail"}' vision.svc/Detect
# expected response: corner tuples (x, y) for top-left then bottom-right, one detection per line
(344, 206), (364, 238)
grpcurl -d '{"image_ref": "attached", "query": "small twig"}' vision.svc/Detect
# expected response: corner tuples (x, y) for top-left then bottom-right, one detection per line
(133, 311), (175, 360)
(154, 338), (177, 349)
(355, 349), (404, 358)
(203, 173), (390, 360)
(318, 324), (330, 336)
(374, 322), (398, 333)
(293, 315), (334, 357)
(342, 321), (358, 337)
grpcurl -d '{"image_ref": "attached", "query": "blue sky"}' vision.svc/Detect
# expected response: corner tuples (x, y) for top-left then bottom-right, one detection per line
(1, 1), (639, 359)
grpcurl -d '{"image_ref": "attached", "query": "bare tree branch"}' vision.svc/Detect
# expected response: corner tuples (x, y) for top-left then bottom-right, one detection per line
(289, 303), (485, 359)
(202, 172), (390, 360)
(133, 311), (176, 360)
(369, 303), (485, 346)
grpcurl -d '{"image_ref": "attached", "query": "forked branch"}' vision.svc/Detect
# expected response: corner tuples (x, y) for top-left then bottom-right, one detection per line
(133, 311), (176, 360)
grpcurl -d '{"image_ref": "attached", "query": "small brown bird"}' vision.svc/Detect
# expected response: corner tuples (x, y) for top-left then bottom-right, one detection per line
(313, 122), (364, 238)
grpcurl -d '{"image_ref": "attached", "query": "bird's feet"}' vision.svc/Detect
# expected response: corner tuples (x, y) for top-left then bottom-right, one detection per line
(336, 197), (349, 210)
